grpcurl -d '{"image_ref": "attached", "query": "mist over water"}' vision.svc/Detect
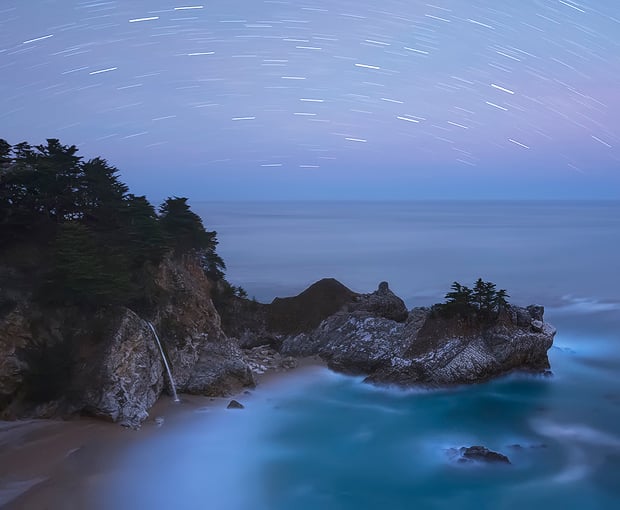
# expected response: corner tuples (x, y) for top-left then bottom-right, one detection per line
(104, 201), (620, 509)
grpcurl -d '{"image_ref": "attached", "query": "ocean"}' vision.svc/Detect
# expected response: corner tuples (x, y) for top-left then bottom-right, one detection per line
(103, 201), (620, 510)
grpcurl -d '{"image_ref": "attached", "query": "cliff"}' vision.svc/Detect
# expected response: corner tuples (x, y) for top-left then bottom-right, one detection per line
(0, 274), (556, 428)
(232, 280), (556, 387)
(0, 257), (254, 428)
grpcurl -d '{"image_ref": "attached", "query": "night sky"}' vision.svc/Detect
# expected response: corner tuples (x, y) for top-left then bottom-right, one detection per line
(1, 1), (619, 200)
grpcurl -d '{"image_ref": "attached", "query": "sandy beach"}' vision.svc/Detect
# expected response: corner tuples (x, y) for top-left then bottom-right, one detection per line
(0, 397), (204, 509)
(0, 357), (323, 509)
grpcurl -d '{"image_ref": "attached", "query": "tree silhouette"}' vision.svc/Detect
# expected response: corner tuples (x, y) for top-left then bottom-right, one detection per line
(1, 139), (227, 308)
(159, 196), (226, 279)
(439, 278), (510, 321)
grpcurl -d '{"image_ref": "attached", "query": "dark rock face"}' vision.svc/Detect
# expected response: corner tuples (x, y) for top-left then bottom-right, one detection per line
(216, 278), (360, 350)
(349, 281), (409, 322)
(151, 257), (254, 398)
(0, 257), (255, 427)
(225, 280), (408, 351)
(267, 278), (359, 335)
(226, 399), (244, 409)
(216, 293), (276, 349)
(449, 446), (511, 464)
(280, 282), (555, 387)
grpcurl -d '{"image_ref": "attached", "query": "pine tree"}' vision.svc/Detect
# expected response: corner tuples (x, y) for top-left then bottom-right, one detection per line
(49, 222), (131, 305)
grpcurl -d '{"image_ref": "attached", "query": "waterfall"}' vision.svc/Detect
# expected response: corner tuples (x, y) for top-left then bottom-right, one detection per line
(146, 321), (180, 402)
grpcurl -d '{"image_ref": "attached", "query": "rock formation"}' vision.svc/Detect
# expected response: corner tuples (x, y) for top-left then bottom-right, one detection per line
(1, 273), (556, 427)
(448, 446), (511, 464)
(276, 281), (556, 387)
(0, 257), (254, 428)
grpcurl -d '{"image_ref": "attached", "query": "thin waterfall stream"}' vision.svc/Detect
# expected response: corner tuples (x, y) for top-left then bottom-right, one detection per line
(146, 321), (180, 402)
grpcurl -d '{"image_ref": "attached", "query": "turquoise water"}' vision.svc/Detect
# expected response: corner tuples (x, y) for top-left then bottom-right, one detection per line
(103, 201), (620, 509)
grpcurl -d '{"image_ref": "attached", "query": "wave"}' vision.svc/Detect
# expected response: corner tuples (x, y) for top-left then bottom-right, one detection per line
(550, 296), (620, 314)
(530, 419), (620, 483)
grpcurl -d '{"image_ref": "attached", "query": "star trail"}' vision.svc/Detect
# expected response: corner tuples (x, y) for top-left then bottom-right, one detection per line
(1, 1), (619, 199)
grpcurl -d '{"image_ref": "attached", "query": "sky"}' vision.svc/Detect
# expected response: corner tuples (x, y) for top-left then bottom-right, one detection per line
(1, 0), (619, 200)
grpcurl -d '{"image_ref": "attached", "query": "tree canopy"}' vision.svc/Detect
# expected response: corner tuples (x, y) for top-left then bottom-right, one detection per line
(0, 138), (225, 308)
(438, 278), (510, 321)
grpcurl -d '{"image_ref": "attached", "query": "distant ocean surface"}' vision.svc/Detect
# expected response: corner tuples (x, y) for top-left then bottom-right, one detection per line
(104, 201), (620, 510)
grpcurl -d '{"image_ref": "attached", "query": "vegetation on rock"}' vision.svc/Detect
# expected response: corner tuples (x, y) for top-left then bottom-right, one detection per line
(435, 278), (510, 321)
(0, 138), (225, 308)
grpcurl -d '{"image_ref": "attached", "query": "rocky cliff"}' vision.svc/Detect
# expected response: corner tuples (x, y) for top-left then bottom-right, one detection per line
(0, 257), (254, 428)
(272, 281), (555, 387)
(1, 273), (556, 427)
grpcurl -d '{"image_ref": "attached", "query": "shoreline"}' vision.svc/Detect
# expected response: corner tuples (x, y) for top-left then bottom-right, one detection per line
(0, 357), (326, 509)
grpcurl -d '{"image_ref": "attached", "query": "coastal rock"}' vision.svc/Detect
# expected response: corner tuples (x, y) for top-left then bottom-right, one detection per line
(184, 338), (254, 396)
(349, 281), (409, 322)
(267, 278), (359, 335)
(79, 309), (163, 428)
(243, 344), (300, 375)
(0, 257), (255, 426)
(0, 305), (163, 427)
(227, 399), (244, 409)
(150, 257), (255, 397)
(0, 305), (31, 413)
(215, 291), (277, 349)
(449, 446), (511, 464)
(280, 281), (556, 387)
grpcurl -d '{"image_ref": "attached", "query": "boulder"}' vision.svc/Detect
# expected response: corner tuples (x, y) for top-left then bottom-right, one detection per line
(460, 446), (511, 464)
(79, 309), (163, 428)
(227, 399), (244, 409)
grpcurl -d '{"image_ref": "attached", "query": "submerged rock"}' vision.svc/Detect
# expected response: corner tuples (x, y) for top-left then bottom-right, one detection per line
(455, 446), (511, 464)
(280, 281), (556, 387)
(227, 399), (244, 409)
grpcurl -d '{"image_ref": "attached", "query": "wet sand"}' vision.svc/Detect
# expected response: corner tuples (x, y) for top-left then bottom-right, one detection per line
(0, 357), (324, 509)
(0, 399), (197, 510)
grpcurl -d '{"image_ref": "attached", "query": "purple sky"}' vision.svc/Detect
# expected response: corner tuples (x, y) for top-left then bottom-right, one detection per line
(1, 1), (619, 200)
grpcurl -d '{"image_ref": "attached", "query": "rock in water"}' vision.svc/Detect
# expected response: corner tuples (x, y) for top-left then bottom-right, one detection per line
(458, 446), (511, 464)
(280, 280), (556, 387)
(227, 399), (244, 409)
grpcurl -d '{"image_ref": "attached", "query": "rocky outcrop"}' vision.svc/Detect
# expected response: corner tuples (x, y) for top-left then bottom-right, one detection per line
(78, 309), (163, 428)
(267, 278), (359, 335)
(218, 279), (408, 350)
(227, 399), (244, 409)
(0, 256), (255, 427)
(448, 446), (511, 464)
(150, 257), (254, 396)
(243, 344), (299, 375)
(280, 282), (555, 387)
(348, 281), (408, 322)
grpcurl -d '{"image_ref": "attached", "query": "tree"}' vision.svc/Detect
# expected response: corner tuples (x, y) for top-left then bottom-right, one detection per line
(444, 282), (472, 312)
(31, 139), (83, 222)
(472, 278), (498, 317)
(494, 288), (510, 311)
(159, 197), (211, 251)
(121, 195), (167, 267)
(2, 138), (229, 309)
(80, 157), (128, 227)
(440, 278), (510, 321)
(0, 139), (10, 166)
(47, 222), (131, 305)
(159, 197), (226, 278)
